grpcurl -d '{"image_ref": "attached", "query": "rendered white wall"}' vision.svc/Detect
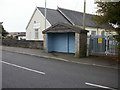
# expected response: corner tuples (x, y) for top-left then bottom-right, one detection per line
(26, 8), (51, 40)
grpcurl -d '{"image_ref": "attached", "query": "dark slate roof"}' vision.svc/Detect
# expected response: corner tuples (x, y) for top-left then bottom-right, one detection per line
(42, 22), (88, 34)
(37, 7), (109, 29)
(58, 7), (108, 28)
(0, 22), (3, 24)
(37, 7), (71, 25)
(0, 22), (3, 29)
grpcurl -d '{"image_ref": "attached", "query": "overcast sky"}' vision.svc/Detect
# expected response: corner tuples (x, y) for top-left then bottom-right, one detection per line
(0, 0), (97, 32)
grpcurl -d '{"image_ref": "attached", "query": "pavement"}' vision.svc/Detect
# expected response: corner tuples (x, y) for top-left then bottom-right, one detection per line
(1, 46), (120, 69)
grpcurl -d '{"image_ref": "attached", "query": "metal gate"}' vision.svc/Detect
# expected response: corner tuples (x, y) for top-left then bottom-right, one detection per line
(88, 35), (118, 55)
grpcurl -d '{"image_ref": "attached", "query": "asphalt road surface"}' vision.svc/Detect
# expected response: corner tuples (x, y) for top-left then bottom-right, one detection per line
(1, 50), (119, 89)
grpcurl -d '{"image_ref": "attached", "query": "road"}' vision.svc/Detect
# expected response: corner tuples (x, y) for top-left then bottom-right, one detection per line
(1, 50), (118, 89)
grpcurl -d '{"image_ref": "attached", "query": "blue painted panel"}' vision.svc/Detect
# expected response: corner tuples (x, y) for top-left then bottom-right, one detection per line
(68, 33), (75, 53)
(47, 33), (75, 53)
(46, 33), (54, 52)
(53, 33), (68, 53)
(46, 34), (49, 52)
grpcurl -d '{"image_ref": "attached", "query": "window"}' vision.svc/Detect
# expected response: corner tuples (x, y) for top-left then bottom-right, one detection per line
(35, 29), (39, 39)
(101, 31), (105, 36)
(34, 21), (36, 23)
(91, 31), (96, 36)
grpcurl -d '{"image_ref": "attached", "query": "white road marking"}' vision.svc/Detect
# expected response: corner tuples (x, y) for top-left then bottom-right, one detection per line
(1, 61), (45, 75)
(85, 82), (117, 90)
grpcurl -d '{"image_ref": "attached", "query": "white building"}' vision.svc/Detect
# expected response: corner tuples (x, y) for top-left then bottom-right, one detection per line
(26, 7), (113, 40)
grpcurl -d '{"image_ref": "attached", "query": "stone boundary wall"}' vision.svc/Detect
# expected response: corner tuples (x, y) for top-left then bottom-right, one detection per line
(2, 39), (43, 49)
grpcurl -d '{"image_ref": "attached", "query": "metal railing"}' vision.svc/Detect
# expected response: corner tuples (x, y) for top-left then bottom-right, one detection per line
(88, 35), (118, 56)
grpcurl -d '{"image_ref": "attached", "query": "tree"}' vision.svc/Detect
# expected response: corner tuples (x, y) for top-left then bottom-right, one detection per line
(93, 1), (120, 60)
(0, 24), (8, 37)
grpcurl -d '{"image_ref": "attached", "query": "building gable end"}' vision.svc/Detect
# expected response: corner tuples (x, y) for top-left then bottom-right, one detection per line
(26, 7), (51, 30)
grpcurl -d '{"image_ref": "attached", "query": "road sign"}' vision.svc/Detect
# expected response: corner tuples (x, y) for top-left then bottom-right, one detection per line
(98, 38), (102, 43)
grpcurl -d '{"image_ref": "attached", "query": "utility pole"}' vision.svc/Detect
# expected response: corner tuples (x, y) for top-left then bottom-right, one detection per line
(83, 0), (86, 30)
(45, 0), (47, 30)
(82, 0), (89, 56)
